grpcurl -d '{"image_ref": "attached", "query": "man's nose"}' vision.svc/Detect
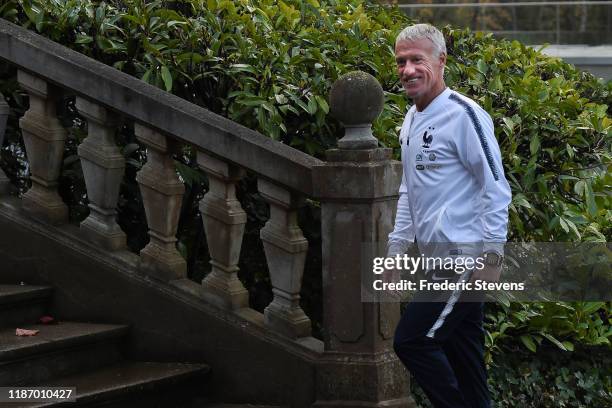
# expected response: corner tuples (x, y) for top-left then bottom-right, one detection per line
(401, 63), (416, 77)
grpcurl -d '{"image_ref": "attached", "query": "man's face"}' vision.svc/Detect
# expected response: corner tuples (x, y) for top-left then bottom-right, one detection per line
(395, 38), (446, 105)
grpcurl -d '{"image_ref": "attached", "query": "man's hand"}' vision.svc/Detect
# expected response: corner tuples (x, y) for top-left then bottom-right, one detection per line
(380, 266), (403, 302)
(469, 263), (502, 284)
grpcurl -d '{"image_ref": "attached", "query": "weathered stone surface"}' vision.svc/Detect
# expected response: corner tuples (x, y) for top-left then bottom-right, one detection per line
(76, 97), (126, 250)
(325, 148), (392, 163)
(314, 351), (415, 408)
(318, 200), (400, 353)
(197, 151), (249, 310)
(17, 70), (68, 224)
(312, 159), (402, 199)
(0, 199), (319, 407)
(313, 146), (408, 406)
(135, 124), (186, 281)
(259, 179), (311, 339)
(0, 94), (9, 195)
(329, 71), (384, 150)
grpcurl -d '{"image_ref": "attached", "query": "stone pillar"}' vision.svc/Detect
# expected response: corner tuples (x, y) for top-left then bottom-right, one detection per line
(76, 98), (126, 250)
(0, 94), (9, 194)
(17, 71), (68, 224)
(258, 179), (311, 338)
(312, 72), (415, 408)
(197, 151), (249, 310)
(135, 123), (186, 281)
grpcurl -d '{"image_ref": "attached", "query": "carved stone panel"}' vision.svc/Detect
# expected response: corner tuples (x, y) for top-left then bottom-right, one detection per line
(324, 210), (364, 346)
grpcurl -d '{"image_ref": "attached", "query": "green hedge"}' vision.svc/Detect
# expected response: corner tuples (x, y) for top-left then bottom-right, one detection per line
(2, 0), (608, 242)
(0, 1), (610, 405)
(412, 346), (612, 408)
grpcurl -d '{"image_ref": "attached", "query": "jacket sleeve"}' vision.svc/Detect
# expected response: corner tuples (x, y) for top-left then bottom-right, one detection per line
(456, 106), (512, 255)
(387, 174), (416, 256)
(387, 112), (416, 256)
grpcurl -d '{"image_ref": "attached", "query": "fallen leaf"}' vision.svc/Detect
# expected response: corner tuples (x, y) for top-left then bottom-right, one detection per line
(16, 328), (40, 336)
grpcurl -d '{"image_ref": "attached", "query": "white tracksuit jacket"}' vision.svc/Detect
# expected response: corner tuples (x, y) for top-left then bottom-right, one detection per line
(388, 88), (512, 258)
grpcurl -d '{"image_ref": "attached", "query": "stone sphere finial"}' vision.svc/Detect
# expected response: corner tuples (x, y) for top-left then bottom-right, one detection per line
(329, 71), (384, 150)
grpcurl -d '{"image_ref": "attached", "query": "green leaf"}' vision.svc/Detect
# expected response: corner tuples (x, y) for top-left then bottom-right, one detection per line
(564, 218), (581, 239)
(237, 98), (266, 107)
(160, 65), (172, 92)
(141, 68), (153, 84)
(230, 63), (257, 74)
(294, 98), (310, 114)
(274, 94), (288, 104)
(520, 335), (537, 352)
(581, 302), (605, 315)
(502, 117), (514, 132)
(584, 183), (598, 217)
(529, 135), (540, 156)
(541, 332), (567, 351)
(307, 96), (317, 115)
(75, 34), (93, 44)
(540, 123), (558, 132)
(513, 194), (532, 209)
(561, 341), (574, 351)
(559, 217), (570, 233)
(476, 59), (488, 75)
(574, 180), (586, 196)
(565, 143), (575, 159)
(315, 95), (329, 114)
(96, 36), (113, 51)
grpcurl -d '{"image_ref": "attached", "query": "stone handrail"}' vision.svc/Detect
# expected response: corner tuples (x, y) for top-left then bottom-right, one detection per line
(0, 17), (413, 408)
(0, 19), (321, 196)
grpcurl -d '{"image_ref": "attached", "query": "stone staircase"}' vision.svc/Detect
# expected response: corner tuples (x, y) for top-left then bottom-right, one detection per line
(0, 18), (413, 407)
(0, 284), (210, 407)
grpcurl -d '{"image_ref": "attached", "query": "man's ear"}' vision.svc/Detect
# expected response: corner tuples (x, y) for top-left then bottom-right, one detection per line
(439, 52), (447, 68)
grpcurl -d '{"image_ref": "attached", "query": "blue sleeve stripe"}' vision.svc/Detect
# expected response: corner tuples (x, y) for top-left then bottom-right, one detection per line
(449, 93), (499, 181)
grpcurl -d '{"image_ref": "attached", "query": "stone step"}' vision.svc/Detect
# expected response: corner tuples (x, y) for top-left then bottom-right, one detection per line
(0, 285), (53, 328)
(0, 322), (129, 386)
(19, 361), (210, 407)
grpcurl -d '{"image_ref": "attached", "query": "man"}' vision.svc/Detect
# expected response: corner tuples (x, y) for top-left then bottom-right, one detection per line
(388, 24), (512, 408)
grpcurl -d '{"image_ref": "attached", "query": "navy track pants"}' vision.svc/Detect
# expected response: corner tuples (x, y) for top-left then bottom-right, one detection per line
(393, 299), (490, 408)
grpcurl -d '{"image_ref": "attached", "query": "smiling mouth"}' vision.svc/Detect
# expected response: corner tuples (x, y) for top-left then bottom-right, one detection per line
(405, 78), (420, 85)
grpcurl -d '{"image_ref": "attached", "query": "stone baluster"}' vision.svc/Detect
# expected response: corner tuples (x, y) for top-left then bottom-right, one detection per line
(0, 94), (9, 194)
(258, 179), (310, 338)
(17, 71), (68, 224)
(312, 71), (414, 408)
(75, 98), (126, 250)
(135, 123), (186, 281)
(197, 151), (249, 310)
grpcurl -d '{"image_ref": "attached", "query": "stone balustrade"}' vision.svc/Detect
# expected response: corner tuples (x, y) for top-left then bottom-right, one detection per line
(0, 18), (413, 408)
